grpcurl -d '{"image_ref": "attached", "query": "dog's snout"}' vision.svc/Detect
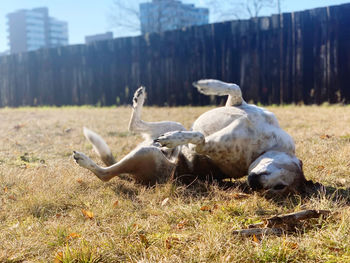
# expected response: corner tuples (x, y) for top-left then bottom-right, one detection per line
(192, 81), (198, 87)
(248, 173), (263, 191)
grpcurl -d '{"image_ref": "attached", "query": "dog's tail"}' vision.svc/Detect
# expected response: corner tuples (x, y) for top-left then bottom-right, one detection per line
(83, 127), (116, 166)
(192, 79), (245, 106)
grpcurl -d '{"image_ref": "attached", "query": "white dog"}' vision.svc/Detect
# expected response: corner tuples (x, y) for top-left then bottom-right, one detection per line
(73, 80), (309, 194)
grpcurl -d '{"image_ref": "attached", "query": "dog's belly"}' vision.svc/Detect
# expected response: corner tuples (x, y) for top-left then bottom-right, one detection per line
(192, 104), (279, 136)
(192, 107), (246, 136)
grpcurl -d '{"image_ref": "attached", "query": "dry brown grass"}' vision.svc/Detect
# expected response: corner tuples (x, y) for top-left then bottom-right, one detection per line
(0, 105), (350, 262)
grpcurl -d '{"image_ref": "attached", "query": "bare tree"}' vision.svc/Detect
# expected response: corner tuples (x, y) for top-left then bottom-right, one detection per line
(109, 0), (187, 36)
(140, 1), (182, 34)
(207, 0), (281, 22)
(277, 0), (281, 14)
(108, 0), (143, 36)
(245, 0), (275, 18)
(109, 0), (282, 37)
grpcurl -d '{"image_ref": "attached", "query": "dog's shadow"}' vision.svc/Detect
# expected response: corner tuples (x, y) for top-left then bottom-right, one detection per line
(106, 175), (142, 199)
(105, 174), (350, 206)
(105, 176), (249, 200)
(318, 185), (350, 202)
(186, 178), (350, 205)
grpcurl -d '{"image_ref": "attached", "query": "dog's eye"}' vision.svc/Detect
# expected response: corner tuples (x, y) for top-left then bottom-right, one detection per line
(273, 184), (286, 190)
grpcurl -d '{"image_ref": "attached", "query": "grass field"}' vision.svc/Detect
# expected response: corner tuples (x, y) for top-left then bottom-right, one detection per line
(1, 105), (350, 262)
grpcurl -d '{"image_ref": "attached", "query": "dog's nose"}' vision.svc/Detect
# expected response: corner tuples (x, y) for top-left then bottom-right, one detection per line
(248, 173), (263, 191)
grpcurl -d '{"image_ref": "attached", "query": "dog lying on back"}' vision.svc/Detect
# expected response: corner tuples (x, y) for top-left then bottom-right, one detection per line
(73, 80), (309, 195)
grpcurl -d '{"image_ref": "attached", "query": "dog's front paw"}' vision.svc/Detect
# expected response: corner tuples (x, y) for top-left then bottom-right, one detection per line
(155, 131), (204, 149)
(154, 131), (183, 148)
(73, 151), (92, 169)
(132, 86), (146, 108)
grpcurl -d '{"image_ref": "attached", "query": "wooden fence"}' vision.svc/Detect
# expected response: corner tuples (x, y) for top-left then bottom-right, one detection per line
(0, 3), (349, 107)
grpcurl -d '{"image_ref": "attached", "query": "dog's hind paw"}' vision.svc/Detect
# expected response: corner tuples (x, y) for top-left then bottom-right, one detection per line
(193, 81), (209, 95)
(72, 151), (93, 169)
(132, 86), (146, 108)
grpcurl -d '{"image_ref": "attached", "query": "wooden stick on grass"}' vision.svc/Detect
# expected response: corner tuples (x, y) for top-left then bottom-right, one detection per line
(233, 210), (331, 236)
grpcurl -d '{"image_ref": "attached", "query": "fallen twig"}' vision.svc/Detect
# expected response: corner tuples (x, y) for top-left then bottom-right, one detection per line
(234, 209), (331, 236)
(249, 209), (331, 228)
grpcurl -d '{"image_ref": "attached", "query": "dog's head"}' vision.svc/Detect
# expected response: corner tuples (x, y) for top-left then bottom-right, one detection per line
(248, 151), (308, 195)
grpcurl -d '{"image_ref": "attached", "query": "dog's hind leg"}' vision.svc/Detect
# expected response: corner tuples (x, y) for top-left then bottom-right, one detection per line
(128, 86), (186, 139)
(73, 146), (175, 184)
(193, 79), (245, 107)
(83, 127), (116, 166)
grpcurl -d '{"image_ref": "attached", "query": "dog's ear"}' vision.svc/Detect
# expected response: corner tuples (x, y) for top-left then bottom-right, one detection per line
(293, 159), (314, 194)
(298, 174), (323, 194)
(302, 179), (323, 194)
(296, 159), (323, 194)
(298, 159), (303, 169)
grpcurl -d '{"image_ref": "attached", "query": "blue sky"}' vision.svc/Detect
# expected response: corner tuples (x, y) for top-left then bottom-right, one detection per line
(1, 0), (350, 52)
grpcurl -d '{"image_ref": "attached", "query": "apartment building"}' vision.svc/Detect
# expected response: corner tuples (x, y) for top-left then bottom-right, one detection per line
(140, 0), (209, 34)
(7, 7), (68, 54)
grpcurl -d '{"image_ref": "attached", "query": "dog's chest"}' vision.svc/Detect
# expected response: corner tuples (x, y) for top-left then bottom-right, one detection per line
(191, 140), (258, 178)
